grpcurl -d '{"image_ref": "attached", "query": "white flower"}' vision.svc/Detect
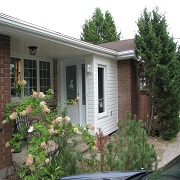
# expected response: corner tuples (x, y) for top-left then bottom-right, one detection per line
(74, 127), (79, 133)
(28, 126), (34, 133)
(45, 158), (50, 164)
(55, 116), (63, 122)
(40, 101), (46, 106)
(39, 92), (45, 98)
(9, 112), (17, 120)
(64, 116), (70, 121)
(21, 80), (27, 86)
(20, 110), (27, 116)
(2, 120), (7, 125)
(5, 142), (10, 148)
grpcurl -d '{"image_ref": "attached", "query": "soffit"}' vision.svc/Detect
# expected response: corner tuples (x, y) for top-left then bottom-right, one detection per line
(0, 25), (92, 59)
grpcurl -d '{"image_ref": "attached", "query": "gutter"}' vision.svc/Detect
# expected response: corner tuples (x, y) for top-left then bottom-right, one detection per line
(0, 13), (136, 60)
(116, 50), (136, 60)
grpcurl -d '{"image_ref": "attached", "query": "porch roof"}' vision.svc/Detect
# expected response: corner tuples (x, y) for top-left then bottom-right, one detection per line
(0, 13), (136, 60)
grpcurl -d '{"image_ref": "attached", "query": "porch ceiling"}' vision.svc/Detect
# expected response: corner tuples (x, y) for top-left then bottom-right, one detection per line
(0, 25), (92, 59)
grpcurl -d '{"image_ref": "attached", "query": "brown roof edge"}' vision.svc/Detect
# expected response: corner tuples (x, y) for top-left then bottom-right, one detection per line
(97, 39), (135, 52)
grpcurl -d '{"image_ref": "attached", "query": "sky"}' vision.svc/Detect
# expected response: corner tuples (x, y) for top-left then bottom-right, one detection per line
(0, 0), (180, 43)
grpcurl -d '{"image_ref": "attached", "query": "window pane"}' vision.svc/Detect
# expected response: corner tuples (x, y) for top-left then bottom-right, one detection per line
(33, 60), (37, 68)
(40, 70), (43, 77)
(11, 58), (21, 97)
(81, 64), (86, 105)
(66, 65), (76, 100)
(10, 58), (16, 97)
(40, 61), (51, 93)
(98, 67), (104, 113)
(24, 59), (37, 96)
(47, 70), (50, 78)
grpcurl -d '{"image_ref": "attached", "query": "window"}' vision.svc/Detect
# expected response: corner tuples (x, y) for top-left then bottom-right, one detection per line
(66, 65), (77, 101)
(24, 59), (51, 96)
(39, 61), (51, 93)
(98, 66), (106, 113)
(11, 58), (52, 97)
(24, 59), (37, 96)
(10, 58), (21, 97)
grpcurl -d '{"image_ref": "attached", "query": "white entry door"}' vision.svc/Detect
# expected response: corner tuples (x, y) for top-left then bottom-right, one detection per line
(62, 60), (86, 126)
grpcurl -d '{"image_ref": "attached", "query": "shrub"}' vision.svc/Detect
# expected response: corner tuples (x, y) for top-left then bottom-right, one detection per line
(3, 90), (95, 179)
(3, 91), (157, 179)
(79, 113), (157, 172)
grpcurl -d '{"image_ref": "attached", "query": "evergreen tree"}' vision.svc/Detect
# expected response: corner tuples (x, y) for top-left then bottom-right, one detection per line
(80, 7), (120, 44)
(81, 113), (157, 171)
(134, 7), (180, 140)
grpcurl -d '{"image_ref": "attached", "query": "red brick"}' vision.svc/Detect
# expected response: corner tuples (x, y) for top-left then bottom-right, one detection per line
(117, 59), (140, 120)
(0, 34), (11, 171)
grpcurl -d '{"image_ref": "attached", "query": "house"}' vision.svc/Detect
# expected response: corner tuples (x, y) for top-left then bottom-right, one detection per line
(0, 13), (148, 177)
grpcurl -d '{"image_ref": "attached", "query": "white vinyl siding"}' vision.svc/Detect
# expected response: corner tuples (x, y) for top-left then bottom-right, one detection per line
(95, 56), (118, 135)
(86, 55), (118, 135)
(85, 57), (95, 127)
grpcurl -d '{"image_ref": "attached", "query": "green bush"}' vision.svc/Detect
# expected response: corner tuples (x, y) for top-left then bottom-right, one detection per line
(3, 90), (157, 179)
(80, 113), (157, 172)
(3, 90), (95, 179)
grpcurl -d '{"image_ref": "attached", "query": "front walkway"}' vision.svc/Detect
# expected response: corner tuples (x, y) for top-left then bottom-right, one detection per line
(12, 141), (27, 167)
(13, 132), (180, 169)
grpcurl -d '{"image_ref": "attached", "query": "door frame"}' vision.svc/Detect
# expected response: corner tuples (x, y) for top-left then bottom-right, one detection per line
(60, 59), (86, 126)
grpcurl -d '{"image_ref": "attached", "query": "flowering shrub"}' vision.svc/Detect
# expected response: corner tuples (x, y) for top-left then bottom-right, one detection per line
(15, 80), (27, 97)
(3, 90), (157, 179)
(3, 89), (95, 179)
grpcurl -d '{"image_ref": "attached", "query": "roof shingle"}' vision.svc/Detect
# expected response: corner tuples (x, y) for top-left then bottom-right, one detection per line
(97, 39), (135, 52)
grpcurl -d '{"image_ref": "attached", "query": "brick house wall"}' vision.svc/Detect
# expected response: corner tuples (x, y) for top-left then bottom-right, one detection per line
(118, 59), (150, 122)
(0, 35), (12, 171)
(117, 59), (140, 121)
(130, 60), (140, 119)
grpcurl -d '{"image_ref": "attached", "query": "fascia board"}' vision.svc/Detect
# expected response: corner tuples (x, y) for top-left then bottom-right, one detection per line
(0, 13), (136, 60)
(116, 50), (136, 60)
(0, 14), (116, 57)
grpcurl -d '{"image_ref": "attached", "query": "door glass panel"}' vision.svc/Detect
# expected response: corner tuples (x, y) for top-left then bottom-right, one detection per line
(98, 67), (104, 113)
(81, 64), (86, 105)
(66, 65), (77, 101)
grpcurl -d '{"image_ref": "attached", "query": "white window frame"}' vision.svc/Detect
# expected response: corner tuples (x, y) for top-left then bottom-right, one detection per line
(98, 64), (107, 118)
(11, 54), (53, 101)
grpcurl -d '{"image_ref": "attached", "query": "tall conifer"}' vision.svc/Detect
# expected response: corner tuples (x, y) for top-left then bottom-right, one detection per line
(135, 7), (180, 140)
(81, 8), (120, 44)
